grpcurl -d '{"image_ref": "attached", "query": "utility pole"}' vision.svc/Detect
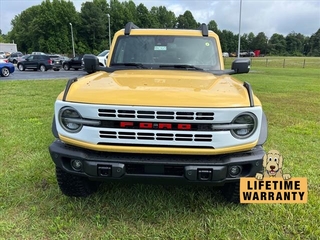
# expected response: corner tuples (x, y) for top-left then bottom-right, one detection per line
(107, 14), (111, 49)
(237, 0), (243, 58)
(69, 22), (75, 57)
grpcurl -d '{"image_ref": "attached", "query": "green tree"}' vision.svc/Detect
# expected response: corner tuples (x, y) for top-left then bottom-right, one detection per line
(177, 11), (197, 29)
(285, 31), (305, 56)
(240, 33), (249, 51)
(150, 6), (176, 28)
(79, 1), (107, 53)
(308, 28), (320, 56)
(136, 3), (153, 28)
(219, 30), (237, 53)
(268, 33), (286, 55)
(247, 32), (255, 50)
(8, 0), (79, 54)
(207, 20), (219, 33)
(251, 32), (268, 54)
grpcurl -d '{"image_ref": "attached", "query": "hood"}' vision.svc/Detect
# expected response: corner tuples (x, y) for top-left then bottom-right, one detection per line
(60, 69), (261, 107)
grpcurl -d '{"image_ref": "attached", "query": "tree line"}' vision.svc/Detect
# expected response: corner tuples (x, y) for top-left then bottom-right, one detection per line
(1, 0), (319, 57)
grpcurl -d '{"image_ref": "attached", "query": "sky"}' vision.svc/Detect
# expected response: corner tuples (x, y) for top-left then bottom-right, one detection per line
(0, 0), (319, 38)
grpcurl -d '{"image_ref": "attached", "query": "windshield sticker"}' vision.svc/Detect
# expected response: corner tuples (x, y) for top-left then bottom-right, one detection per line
(154, 46), (167, 51)
(205, 42), (210, 47)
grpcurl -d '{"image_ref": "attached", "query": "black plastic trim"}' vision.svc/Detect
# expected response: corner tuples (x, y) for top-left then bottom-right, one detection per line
(51, 115), (59, 138)
(124, 22), (139, 35)
(198, 23), (208, 37)
(62, 77), (78, 101)
(49, 139), (265, 185)
(243, 81), (254, 107)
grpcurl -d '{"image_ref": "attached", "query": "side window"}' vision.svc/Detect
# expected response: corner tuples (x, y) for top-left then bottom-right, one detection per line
(28, 56), (34, 60)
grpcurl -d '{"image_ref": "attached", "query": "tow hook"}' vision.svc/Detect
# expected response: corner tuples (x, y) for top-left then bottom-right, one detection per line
(197, 169), (213, 181)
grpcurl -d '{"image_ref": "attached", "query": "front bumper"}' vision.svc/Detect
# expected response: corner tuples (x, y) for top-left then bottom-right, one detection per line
(49, 140), (265, 186)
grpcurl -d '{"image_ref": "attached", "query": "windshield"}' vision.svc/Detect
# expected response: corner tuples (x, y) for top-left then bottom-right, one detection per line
(97, 50), (109, 57)
(110, 35), (221, 70)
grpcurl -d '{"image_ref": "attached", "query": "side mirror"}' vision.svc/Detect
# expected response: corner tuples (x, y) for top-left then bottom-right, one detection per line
(83, 54), (99, 74)
(231, 58), (251, 74)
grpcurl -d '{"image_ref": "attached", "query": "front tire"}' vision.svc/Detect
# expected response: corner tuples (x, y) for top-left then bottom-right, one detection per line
(18, 64), (25, 71)
(39, 65), (46, 72)
(1, 67), (10, 77)
(63, 64), (69, 71)
(56, 167), (100, 197)
(220, 182), (240, 203)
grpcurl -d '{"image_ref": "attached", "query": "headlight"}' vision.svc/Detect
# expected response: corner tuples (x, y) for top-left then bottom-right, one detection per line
(231, 113), (257, 139)
(58, 107), (83, 133)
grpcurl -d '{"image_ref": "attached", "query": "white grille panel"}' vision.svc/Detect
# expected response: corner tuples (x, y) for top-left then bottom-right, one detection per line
(55, 101), (263, 149)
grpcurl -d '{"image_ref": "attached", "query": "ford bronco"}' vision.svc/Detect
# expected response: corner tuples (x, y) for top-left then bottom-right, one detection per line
(49, 22), (268, 203)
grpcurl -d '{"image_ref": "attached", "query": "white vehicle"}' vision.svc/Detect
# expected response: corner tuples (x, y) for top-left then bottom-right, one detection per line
(96, 50), (109, 66)
(31, 52), (46, 55)
(0, 51), (6, 58)
(0, 57), (8, 63)
(222, 52), (229, 57)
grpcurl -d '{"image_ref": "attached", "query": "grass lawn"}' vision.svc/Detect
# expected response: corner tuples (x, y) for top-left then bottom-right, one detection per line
(0, 64), (320, 239)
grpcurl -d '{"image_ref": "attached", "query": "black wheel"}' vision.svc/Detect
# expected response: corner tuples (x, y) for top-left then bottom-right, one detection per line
(56, 167), (100, 197)
(18, 64), (25, 71)
(1, 67), (10, 77)
(63, 64), (69, 71)
(39, 65), (46, 72)
(220, 182), (240, 203)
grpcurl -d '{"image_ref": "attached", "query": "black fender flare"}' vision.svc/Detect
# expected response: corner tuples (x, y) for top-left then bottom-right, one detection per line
(52, 115), (59, 138)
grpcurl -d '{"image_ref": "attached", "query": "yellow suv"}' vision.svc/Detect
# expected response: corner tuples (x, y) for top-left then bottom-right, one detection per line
(49, 22), (268, 203)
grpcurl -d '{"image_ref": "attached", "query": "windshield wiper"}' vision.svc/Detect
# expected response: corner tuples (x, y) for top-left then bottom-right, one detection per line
(159, 64), (203, 70)
(111, 63), (148, 69)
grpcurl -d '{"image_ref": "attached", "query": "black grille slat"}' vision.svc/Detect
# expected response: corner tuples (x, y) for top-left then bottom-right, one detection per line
(99, 131), (212, 142)
(175, 134), (193, 141)
(196, 112), (214, 120)
(118, 132), (135, 139)
(176, 112), (194, 120)
(137, 111), (155, 119)
(100, 131), (117, 138)
(156, 133), (174, 141)
(156, 111), (175, 120)
(137, 133), (154, 140)
(118, 110), (135, 118)
(194, 134), (212, 142)
(98, 109), (116, 117)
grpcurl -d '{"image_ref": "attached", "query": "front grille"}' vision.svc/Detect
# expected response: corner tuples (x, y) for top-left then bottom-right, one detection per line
(99, 131), (212, 142)
(98, 109), (214, 121)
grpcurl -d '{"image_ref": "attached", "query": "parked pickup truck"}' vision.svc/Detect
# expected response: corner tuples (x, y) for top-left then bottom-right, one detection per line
(49, 22), (268, 203)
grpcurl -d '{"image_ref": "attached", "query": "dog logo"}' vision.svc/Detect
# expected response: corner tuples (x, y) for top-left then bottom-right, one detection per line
(255, 150), (291, 180)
